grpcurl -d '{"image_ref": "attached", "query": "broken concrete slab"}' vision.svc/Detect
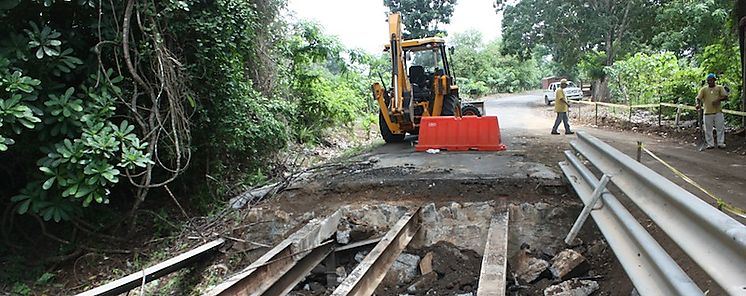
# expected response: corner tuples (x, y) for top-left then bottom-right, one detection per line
(513, 249), (549, 283)
(543, 279), (599, 296)
(383, 253), (421, 286)
(550, 249), (589, 280)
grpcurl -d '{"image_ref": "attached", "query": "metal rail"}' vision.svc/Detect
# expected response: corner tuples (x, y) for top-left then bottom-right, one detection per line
(476, 207), (509, 296)
(560, 153), (701, 295)
(563, 132), (746, 295)
(207, 210), (341, 296)
(331, 207), (422, 296)
(75, 239), (225, 296)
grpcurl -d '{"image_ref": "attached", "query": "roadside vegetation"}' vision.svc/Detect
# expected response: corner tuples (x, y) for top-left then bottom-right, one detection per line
(497, 0), (743, 110)
(1, 0), (744, 294)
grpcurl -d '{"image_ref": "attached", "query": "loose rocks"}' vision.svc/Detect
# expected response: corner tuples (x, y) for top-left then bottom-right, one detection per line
(544, 279), (599, 296)
(550, 249), (589, 280)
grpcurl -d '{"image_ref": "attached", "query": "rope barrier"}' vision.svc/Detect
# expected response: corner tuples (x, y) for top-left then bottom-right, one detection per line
(639, 143), (746, 219)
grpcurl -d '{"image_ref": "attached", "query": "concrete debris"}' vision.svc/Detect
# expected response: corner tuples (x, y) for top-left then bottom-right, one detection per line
(550, 249), (589, 280)
(419, 252), (433, 274)
(335, 266), (347, 283)
(513, 248), (549, 283)
(543, 279), (599, 296)
(384, 253), (421, 285)
(336, 228), (351, 244)
(406, 271), (437, 293)
(354, 250), (368, 263)
(426, 148), (440, 154)
(415, 202), (494, 255)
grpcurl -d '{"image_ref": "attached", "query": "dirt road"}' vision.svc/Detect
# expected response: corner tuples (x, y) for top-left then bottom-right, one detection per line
(486, 91), (746, 220)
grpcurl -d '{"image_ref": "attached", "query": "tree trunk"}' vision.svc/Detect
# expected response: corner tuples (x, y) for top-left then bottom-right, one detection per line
(593, 78), (610, 102)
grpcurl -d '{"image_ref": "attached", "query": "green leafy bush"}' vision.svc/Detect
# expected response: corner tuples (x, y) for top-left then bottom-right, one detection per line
(0, 12), (152, 221)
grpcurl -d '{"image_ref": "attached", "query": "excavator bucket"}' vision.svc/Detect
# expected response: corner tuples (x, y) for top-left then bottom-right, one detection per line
(415, 116), (507, 152)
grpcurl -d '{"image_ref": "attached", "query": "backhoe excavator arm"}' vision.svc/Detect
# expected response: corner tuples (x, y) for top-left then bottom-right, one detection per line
(388, 13), (411, 114)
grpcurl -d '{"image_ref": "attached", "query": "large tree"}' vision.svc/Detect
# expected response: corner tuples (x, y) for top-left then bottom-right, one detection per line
(497, 0), (652, 100)
(652, 0), (733, 57)
(383, 0), (458, 39)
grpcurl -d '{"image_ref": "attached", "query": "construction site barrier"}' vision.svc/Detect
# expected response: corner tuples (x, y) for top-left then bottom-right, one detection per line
(561, 132), (746, 295)
(415, 116), (507, 151)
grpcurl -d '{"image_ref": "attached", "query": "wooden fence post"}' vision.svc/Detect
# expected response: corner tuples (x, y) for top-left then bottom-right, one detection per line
(658, 104), (662, 127)
(595, 103), (598, 125)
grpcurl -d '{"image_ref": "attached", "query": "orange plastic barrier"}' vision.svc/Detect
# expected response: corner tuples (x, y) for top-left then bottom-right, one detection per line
(415, 116), (507, 152)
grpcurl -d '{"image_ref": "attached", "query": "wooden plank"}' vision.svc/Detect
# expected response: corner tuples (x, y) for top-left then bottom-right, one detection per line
(477, 208), (510, 296)
(331, 208), (422, 296)
(207, 210), (341, 296)
(76, 239), (225, 296)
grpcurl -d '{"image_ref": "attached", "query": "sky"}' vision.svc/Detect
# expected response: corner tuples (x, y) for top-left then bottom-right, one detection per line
(286, 0), (503, 54)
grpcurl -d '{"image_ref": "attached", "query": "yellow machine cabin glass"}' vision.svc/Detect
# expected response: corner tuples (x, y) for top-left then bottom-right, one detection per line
(406, 47), (444, 79)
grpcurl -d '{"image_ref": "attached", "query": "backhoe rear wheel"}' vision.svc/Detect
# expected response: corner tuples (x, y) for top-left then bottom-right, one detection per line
(379, 112), (405, 143)
(461, 104), (481, 116)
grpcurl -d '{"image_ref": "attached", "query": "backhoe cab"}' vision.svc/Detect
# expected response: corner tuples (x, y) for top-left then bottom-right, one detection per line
(373, 13), (481, 143)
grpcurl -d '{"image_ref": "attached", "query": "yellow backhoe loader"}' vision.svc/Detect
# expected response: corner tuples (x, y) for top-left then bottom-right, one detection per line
(372, 13), (482, 143)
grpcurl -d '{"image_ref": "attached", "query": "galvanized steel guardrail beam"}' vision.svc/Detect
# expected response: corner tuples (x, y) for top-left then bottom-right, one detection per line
(560, 153), (701, 295)
(564, 131), (746, 295)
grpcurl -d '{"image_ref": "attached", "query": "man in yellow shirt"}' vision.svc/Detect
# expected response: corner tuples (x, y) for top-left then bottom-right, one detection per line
(551, 79), (574, 135)
(696, 73), (728, 149)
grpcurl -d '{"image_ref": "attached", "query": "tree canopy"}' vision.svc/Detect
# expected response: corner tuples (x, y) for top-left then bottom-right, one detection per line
(383, 0), (458, 38)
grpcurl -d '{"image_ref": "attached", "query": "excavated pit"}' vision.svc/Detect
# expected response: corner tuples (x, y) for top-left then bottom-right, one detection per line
(262, 199), (622, 296)
(227, 152), (629, 296)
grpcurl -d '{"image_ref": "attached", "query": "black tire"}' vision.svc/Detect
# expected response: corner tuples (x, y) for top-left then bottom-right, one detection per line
(441, 95), (458, 116)
(461, 104), (481, 117)
(379, 112), (405, 143)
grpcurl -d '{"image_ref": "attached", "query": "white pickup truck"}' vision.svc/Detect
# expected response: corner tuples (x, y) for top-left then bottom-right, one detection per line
(544, 81), (583, 105)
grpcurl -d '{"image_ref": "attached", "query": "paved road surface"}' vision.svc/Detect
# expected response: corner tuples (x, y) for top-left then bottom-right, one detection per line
(362, 92), (745, 221)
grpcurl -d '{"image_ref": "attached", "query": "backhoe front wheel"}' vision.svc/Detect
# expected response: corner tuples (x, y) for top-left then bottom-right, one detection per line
(441, 95), (458, 116)
(379, 112), (405, 143)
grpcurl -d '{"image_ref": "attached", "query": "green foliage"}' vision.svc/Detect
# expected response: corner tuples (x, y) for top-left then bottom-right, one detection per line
(604, 52), (709, 109)
(652, 0), (732, 56)
(384, 0), (457, 39)
(450, 33), (541, 95)
(286, 21), (368, 140)
(578, 50), (607, 81)
(500, 0), (653, 76)
(0, 10), (153, 221)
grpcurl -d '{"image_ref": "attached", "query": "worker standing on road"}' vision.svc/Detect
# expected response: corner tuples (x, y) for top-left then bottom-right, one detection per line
(696, 73), (728, 149)
(551, 79), (574, 135)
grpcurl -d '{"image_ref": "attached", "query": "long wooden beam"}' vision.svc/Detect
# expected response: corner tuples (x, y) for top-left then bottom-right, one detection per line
(331, 208), (422, 296)
(207, 210), (341, 296)
(477, 208), (510, 296)
(76, 239), (225, 296)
